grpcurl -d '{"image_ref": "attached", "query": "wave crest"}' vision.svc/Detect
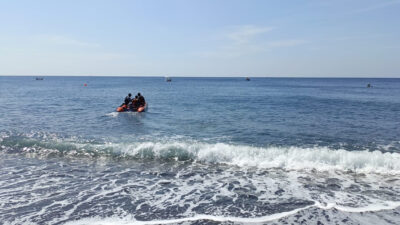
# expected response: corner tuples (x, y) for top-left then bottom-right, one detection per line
(1, 134), (400, 174)
(113, 141), (400, 174)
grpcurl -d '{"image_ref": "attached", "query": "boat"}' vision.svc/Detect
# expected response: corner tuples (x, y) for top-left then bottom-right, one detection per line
(165, 77), (172, 82)
(116, 103), (148, 112)
(36, 77), (44, 80)
(245, 77), (250, 81)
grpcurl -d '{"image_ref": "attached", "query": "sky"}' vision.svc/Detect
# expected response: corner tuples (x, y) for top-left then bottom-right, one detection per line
(0, 0), (399, 77)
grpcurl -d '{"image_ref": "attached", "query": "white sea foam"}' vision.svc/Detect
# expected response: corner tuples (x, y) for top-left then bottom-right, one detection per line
(2, 133), (400, 174)
(105, 112), (119, 117)
(109, 141), (400, 174)
(63, 201), (400, 225)
(316, 201), (400, 213)
(2, 145), (400, 225)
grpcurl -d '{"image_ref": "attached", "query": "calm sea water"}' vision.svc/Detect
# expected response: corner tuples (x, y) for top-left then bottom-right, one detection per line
(1, 76), (400, 224)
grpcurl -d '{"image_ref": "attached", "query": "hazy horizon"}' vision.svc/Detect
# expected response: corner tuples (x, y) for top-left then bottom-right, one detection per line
(1, 0), (399, 77)
(2, 75), (400, 78)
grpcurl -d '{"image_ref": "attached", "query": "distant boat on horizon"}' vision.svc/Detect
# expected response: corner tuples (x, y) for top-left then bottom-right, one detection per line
(35, 77), (44, 80)
(245, 77), (250, 81)
(165, 77), (172, 82)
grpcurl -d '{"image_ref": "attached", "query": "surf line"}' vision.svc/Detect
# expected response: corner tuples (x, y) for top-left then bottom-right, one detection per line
(134, 203), (314, 225)
(315, 201), (400, 213)
(132, 201), (400, 225)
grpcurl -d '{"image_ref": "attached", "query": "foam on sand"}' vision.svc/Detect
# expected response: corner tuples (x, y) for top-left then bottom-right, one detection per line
(63, 201), (400, 225)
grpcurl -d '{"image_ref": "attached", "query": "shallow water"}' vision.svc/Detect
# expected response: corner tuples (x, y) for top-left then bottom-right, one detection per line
(1, 76), (400, 224)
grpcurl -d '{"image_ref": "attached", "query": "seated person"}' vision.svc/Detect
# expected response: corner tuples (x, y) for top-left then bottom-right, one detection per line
(124, 93), (132, 105)
(131, 96), (140, 111)
(137, 93), (146, 107)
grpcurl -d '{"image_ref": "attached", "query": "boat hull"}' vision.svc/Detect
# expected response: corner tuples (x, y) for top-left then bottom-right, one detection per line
(116, 103), (147, 112)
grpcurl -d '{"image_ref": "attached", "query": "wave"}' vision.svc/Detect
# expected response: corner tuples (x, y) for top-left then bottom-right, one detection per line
(103, 141), (399, 174)
(1, 134), (400, 174)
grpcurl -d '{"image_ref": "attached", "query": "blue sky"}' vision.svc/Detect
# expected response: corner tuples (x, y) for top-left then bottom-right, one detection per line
(0, 0), (399, 77)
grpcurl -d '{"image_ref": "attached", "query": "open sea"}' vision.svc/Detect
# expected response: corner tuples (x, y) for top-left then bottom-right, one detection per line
(1, 76), (400, 225)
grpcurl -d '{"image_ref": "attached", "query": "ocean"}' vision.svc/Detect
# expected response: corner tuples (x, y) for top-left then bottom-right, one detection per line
(0, 76), (400, 225)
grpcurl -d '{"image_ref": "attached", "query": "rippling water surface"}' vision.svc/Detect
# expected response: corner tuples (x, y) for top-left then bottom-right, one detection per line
(1, 76), (400, 224)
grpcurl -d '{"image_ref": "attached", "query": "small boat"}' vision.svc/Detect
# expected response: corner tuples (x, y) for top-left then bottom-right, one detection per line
(245, 77), (250, 81)
(36, 77), (44, 80)
(165, 77), (172, 82)
(116, 103), (148, 112)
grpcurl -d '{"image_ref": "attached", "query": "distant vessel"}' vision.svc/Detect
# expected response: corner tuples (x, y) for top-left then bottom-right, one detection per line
(165, 77), (172, 82)
(35, 77), (44, 80)
(245, 77), (250, 81)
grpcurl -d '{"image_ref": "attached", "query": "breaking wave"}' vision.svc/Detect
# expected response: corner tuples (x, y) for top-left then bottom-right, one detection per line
(1, 133), (400, 174)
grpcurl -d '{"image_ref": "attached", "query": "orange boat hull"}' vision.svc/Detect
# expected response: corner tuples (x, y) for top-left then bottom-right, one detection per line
(116, 107), (125, 112)
(137, 103), (147, 112)
(116, 103), (147, 112)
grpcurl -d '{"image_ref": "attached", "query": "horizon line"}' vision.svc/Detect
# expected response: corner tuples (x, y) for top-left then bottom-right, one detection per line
(1, 74), (400, 79)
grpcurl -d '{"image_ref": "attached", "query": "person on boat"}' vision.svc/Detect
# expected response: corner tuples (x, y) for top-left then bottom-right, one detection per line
(137, 93), (146, 107)
(131, 96), (140, 111)
(124, 93), (132, 105)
